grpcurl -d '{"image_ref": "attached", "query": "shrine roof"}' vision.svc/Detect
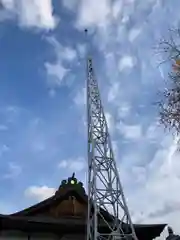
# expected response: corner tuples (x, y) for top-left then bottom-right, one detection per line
(0, 173), (166, 239)
(0, 214), (166, 240)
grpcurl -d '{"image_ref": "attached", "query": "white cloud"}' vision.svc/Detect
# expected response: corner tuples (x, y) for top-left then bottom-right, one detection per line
(118, 55), (136, 71)
(112, 140), (118, 159)
(117, 123), (142, 140)
(108, 82), (120, 102)
(31, 140), (45, 152)
(145, 122), (163, 143)
(77, 44), (87, 58)
(3, 162), (21, 179)
(146, 137), (180, 200)
(158, 65), (166, 80)
(25, 185), (55, 201)
(120, 134), (180, 234)
(45, 37), (77, 90)
(45, 62), (69, 87)
(105, 112), (114, 133)
(112, 0), (122, 19)
(0, 144), (9, 157)
(74, 87), (86, 106)
(58, 157), (85, 172)
(118, 102), (131, 118)
(0, 124), (8, 131)
(1, 0), (58, 30)
(63, 47), (77, 61)
(1, 105), (20, 123)
(76, 0), (111, 29)
(1, 0), (14, 10)
(46, 36), (77, 62)
(128, 28), (141, 42)
(62, 0), (78, 11)
(58, 160), (68, 168)
(6, 105), (19, 113)
(48, 88), (56, 98)
(69, 160), (86, 172)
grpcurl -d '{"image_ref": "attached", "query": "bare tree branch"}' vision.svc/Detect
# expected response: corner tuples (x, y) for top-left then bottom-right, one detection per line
(157, 28), (180, 136)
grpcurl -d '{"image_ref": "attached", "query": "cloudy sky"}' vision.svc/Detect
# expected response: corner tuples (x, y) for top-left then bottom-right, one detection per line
(0, 0), (180, 237)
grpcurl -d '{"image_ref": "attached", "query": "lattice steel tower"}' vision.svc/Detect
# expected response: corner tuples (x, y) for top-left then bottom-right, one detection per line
(86, 33), (138, 240)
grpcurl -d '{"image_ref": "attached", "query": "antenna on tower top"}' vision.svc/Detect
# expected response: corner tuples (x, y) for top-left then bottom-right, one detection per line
(84, 28), (91, 61)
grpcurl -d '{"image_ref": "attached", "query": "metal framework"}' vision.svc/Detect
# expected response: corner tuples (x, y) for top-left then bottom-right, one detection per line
(86, 57), (138, 240)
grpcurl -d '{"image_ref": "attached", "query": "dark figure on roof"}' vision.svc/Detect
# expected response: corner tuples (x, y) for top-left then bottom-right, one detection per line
(166, 227), (180, 240)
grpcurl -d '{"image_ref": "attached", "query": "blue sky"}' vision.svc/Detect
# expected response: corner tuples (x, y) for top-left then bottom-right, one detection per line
(0, 0), (180, 237)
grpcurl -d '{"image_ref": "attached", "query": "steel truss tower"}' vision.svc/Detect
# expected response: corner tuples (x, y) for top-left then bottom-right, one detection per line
(86, 56), (138, 240)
